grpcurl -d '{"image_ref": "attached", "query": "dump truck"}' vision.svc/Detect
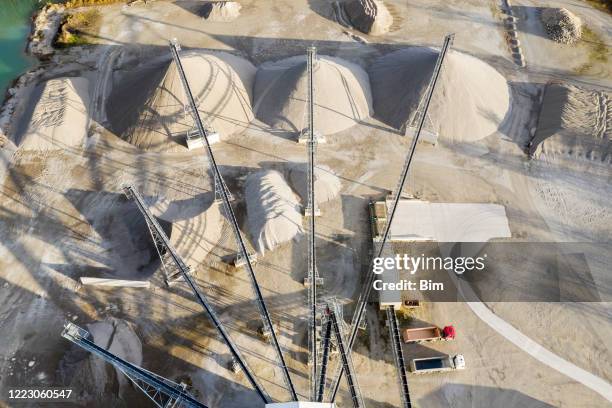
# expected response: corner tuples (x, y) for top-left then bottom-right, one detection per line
(402, 325), (456, 343)
(409, 355), (465, 374)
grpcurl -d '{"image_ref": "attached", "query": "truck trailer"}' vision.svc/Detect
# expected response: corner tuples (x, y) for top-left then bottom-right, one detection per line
(402, 325), (456, 343)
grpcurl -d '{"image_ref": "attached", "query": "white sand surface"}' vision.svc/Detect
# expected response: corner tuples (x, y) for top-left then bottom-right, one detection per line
(108, 50), (255, 152)
(254, 55), (372, 136)
(288, 163), (342, 206)
(18, 77), (90, 151)
(245, 170), (303, 254)
(369, 48), (510, 143)
(388, 200), (511, 242)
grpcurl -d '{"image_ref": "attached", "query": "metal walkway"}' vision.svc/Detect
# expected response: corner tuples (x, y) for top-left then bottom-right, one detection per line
(123, 185), (269, 404)
(168, 40), (297, 401)
(169, 39), (231, 201)
(328, 305), (364, 408)
(62, 322), (207, 408)
(305, 46), (321, 402)
(123, 185), (187, 286)
(169, 40), (217, 151)
(316, 315), (333, 402)
(327, 34), (455, 402)
(386, 306), (412, 408)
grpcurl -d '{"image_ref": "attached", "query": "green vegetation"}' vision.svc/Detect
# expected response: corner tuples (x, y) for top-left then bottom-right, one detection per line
(55, 8), (100, 47)
(396, 307), (416, 322)
(63, 0), (127, 8)
(488, 2), (501, 20)
(575, 25), (610, 75)
(582, 0), (612, 14)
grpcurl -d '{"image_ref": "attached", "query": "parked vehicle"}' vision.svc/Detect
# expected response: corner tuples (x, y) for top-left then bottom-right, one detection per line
(402, 325), (456, 343)
(409, 355), (466, 374)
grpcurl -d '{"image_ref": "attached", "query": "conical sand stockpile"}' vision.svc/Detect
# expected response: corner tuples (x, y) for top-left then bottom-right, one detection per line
(369, 47), (510, 143)
(108, 50), (255, 152)
(253, 55), (372, 136)
(18, 77), (89, 151)
(150, 195), (225, 268)
(245, 170), (303, 254)
(289, 163), (342, 206)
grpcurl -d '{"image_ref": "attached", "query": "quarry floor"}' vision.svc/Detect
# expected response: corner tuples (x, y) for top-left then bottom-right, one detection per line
(0, 0), (611, 407)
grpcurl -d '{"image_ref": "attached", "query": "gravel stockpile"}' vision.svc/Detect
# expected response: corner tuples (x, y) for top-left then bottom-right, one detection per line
(17, 77), (89, 151)
(254, 55), (372, 136)
(369, 47), (510, 143)
(289, 163), (342, 206)
(343, 0), (393, 36)
(245, 170), (303, 254)
(530, 82), (611, 162)
(203, 1), (241, 22)
(541, 8), (582, 44)
(108, 50), (255, 152)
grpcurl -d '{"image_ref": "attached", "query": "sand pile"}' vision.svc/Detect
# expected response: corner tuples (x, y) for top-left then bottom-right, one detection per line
(369, 47), (510, 143)
(64, 189), (160, 280)
(289, 164), (342, 206)
(150, 195), (225, 267)
(541, 8), (582, 44)
(245, 170), (303, 254)
(107, 50), (255, 152)
(60, 319), (142, 400)
(203, 1), (241, 21)
(343, 0), (392, 35)
(17, 77), (89, 151)
(530, 82), (611, 162)
(254, 55), (372, 136)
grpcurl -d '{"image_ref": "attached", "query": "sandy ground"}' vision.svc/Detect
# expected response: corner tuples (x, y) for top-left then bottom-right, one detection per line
(513, 0), (612, 82)
(0, 0), (610, 407)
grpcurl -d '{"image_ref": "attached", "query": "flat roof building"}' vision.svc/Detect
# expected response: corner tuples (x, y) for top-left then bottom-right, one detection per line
(371, 199), (511, 242)
(369, 199), (512, 308)
(388, 200), (511, 242)
(266, 403), (336, 408)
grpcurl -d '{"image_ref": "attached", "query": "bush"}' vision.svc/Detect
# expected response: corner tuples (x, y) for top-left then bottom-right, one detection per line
(584, 0), (612, 14)
(55, 9), (101, 47)
(64, 0), (127, 8)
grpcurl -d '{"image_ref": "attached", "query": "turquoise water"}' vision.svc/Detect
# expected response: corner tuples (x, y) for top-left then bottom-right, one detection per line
(0, 1), (42, 97)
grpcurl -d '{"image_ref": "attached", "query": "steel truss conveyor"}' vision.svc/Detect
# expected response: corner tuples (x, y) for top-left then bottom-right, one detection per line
(62, 322), (207, 408)
(386, 306), (412, 408)
(168, 40), (297, 401)
(124, 185), (269, 404)
(327, 33), (455, 402)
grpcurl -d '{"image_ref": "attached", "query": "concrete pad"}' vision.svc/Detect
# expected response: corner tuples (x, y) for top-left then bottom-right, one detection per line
(266, 403), (335, 408)
(79, 277), (150, 288)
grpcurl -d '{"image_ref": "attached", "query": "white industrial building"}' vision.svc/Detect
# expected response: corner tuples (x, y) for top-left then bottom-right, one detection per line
(387, 200), (511, 242)
(370, 199), (512, 309)
(266, 403), (336, 408)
